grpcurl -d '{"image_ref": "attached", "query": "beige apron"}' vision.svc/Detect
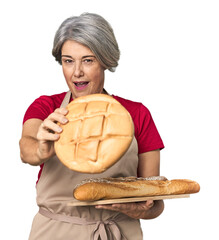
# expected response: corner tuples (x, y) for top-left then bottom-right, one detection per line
(29, 91), (143, 240)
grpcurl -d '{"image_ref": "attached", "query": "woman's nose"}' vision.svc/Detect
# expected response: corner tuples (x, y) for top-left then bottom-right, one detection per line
(74, 62), (84, 78)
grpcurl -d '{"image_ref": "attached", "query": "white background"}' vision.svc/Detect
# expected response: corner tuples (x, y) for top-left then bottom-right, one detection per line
(0, 0), (218, 239)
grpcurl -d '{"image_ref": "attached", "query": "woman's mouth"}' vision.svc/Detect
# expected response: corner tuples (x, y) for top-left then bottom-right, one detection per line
(73, 81), (89, 90)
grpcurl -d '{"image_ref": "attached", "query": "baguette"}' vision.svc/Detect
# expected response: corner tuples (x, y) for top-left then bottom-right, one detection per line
(73, 176), (200, 201)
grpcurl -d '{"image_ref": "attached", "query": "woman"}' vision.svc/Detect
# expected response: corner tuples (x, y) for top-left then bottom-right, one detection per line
(20, 13), (165, 240)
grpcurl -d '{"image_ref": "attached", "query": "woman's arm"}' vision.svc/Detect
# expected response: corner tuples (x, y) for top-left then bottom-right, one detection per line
(19, 108), (68, 166)
(136, 150), (164, 219)
(137, 150), (160, 177)
(20, 118), (45, 166)
(95, 150), (164, 219)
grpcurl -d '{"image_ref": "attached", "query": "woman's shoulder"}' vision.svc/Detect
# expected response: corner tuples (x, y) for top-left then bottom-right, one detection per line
(36, 92), (67, 105)
(29, 92), (67, 111)
(112, 94), (150, 115)
(23, 92), (67, 124)
(112, 94), (141, 107)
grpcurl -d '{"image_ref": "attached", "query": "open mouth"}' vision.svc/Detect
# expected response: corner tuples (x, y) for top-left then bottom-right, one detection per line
(73, 81), (89, 90)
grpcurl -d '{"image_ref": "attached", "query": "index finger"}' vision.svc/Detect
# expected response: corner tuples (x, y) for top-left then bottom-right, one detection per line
(47, 108), (69, 125)
(54, 107), (69, 115)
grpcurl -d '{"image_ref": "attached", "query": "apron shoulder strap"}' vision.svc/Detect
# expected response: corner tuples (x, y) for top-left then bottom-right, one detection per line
(60, 91), (71, 108)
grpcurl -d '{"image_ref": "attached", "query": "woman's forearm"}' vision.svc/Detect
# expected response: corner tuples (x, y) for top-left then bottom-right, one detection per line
(19, 116), (64, 166)
(19, 136), (46, 166)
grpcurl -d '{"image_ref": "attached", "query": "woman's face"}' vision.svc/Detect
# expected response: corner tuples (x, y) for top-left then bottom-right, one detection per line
(61, 40), (105, 99)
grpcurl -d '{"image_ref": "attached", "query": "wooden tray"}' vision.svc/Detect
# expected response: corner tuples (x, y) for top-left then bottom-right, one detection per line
(67, 194), (190, 206)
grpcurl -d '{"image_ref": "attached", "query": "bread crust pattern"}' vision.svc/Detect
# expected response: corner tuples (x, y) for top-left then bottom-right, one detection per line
(55, 94), (134, 173)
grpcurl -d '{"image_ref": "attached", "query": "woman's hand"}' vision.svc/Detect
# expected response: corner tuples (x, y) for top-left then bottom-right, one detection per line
(36, 108), (69, 161)
(20, 108), (68, 165)
(95, 200), (164, 219)
(95, 150), (165, 220)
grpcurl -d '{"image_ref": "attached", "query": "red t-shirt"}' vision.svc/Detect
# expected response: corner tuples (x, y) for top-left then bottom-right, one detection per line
(23, 92), (164, 182)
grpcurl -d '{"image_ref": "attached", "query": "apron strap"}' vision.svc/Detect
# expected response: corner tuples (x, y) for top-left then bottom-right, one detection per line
(60, 90), (71, 108)
(60, 89), (109, 108)
(39, 208), (129, 240)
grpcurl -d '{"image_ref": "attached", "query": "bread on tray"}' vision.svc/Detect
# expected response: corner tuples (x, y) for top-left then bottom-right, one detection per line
(73, 176), (200, 201)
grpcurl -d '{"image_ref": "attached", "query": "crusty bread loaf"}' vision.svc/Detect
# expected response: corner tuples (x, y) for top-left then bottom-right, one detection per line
(73, 176), (200, 201)
(55, 94), (134, 173)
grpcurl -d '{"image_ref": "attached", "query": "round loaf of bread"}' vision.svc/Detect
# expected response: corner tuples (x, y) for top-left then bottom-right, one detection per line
(55, 94), (134, 173)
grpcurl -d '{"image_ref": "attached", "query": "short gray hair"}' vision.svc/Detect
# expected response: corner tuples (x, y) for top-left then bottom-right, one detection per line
(52, 13), (120, 72)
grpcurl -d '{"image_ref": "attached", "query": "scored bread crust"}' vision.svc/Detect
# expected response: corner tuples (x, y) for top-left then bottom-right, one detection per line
(73, 177), (200, 201)
(54, 94), (134, 173)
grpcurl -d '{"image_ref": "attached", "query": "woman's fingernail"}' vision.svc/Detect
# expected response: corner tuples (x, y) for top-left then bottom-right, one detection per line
(149, 202), (154, 208)
(54, 134), (60, 139)
(63, 109), (68, 114)
(58, 127), (62, 132)
(62, 118), (68, 124)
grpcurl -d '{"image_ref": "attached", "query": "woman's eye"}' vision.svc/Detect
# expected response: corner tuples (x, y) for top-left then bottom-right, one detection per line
(62, 59), (73, 64)
(65, 59), (73, 63)
(83, 58), (93, 64)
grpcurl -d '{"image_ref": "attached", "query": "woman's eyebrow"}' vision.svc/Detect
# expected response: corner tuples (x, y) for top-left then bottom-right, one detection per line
(61, 55), (96, 59)
(82, 55), (96, 59)
(61, 55), (73, 58)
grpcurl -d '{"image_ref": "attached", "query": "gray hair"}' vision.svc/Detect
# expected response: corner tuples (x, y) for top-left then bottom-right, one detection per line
(52, 13), (120, 72)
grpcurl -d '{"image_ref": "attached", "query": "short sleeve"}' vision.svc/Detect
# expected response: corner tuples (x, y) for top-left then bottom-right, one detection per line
(23, 97), (56, 124)
(22, 92), (67, 124)
(136, 104), (164, 154)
